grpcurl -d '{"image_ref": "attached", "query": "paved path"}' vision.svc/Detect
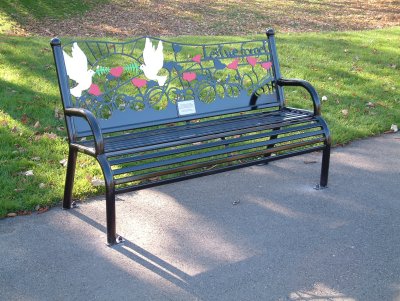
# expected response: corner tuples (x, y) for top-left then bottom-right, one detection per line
(1, 133), (399, 301)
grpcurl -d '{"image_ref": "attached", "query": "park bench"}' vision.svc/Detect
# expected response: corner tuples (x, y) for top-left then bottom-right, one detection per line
(51, 29), (331, 246)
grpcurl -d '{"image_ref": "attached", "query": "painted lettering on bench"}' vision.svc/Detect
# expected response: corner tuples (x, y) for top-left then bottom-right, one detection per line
(204, 44), (268, 60)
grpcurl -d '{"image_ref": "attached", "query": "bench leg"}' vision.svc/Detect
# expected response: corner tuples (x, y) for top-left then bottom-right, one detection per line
(266, 129), (280, 156)
(320, 144), (331, 187)
(63, 148), (78, 209)
(97, 155), (124, 246)
(258, 128), (280, 165)
(105, 184), (118, 246)
(315, 144), (331, 190)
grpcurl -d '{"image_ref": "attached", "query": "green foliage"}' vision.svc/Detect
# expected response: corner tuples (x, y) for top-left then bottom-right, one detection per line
(94, 63), (140, 77)
(0, 28), (399, 216)
(125, 63), (140, 75)
(95, 66), (110, 76)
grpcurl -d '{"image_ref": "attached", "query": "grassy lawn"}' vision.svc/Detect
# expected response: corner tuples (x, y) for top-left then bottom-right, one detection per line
(0, 0), (400, 217)
(1, 27), (399, 216)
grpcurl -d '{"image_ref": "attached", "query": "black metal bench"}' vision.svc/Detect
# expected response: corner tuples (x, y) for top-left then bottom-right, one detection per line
(51, 29), (331, 245)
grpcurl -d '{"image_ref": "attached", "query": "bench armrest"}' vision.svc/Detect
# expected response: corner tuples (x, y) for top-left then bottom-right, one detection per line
(65, 108), (104, 155)
(276, 78), (321, 116)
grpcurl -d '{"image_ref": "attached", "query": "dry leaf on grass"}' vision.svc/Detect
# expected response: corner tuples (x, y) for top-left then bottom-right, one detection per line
(22, 170), (34, 176)
(37, 206), (49, 214)
(384, 124), (398, 134)
(59, 158), (68, 167)
(21, 114), (29, 124)
(341, 109), (349, 117)
(54, 108), (64, 120)
(91, 177), (105, 186)
(44, 132), (57, 140)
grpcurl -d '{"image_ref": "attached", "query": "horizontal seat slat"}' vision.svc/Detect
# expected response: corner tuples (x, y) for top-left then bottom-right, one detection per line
(114, 137), (324, 185)
(113, 130), (324, 176)
(113, 128), (323, 176)
(105, 110), (276, 143)
(108, 122), (321, 166)
(104, 113), (300, 152)
(114, 145), (325, 195)
(104, 115), (314, 157)
(104, 109), (305, 146)
(78, 109), (312, 153)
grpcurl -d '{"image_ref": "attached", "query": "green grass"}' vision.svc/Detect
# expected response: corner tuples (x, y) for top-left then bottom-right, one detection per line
(0, 0), (108, 34)
(0, 0), (107, 20)
(0, 27), (399, 216)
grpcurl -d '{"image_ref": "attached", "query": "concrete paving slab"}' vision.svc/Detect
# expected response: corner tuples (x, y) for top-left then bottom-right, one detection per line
(1, 132), (399, 301)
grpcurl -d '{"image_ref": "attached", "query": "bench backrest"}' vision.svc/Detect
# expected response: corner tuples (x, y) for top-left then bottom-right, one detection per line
(51, 29), (283, 139)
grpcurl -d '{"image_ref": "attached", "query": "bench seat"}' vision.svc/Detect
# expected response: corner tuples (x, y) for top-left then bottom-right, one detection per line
(73, 108), (325, 192)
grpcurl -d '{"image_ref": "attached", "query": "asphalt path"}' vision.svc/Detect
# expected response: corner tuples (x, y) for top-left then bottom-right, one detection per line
(1, 133), (399, 301)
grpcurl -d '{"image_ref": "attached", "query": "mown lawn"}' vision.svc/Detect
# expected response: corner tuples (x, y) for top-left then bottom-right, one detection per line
(0, 27), (399, 216)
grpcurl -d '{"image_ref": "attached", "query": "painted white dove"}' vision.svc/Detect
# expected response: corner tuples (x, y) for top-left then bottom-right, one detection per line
(63, 43), (95, 97)
(140, 38), (167, 86)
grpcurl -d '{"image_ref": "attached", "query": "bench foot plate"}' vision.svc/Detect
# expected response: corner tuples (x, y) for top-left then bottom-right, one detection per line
(107, 235), (125, 247)
(314, 184), (328, 190)
(62, 200), (79, 210)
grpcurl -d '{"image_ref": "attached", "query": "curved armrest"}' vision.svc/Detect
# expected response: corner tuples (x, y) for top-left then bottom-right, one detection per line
(65, 108), (104, 155)
(276, 78), (321, 116)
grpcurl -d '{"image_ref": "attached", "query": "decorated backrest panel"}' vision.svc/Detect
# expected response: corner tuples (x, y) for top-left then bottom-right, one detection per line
(61, 37), (279, 136)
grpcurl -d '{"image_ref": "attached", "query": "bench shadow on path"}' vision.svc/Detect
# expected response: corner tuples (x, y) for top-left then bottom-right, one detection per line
(67, 138), (400, 301)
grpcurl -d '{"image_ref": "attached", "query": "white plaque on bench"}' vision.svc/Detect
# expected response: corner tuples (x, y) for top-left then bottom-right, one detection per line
(177, 100), (196, 116)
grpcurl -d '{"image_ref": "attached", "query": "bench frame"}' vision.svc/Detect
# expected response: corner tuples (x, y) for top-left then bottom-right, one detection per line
(51, 29), (331, 245)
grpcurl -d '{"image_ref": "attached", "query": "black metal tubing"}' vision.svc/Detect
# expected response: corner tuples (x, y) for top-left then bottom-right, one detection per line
(316, 116), (331, 187)
(266, 28), (285, 109)
(65, 108), (104, 155)
(50, 38), (77, 142)
(97, 154), (118, 245)
(276, 78), (321, 116)
(63, 147), (78, 209)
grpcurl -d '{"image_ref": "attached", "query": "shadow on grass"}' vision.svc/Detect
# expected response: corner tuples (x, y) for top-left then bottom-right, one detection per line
(0, 0), (107, 21)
